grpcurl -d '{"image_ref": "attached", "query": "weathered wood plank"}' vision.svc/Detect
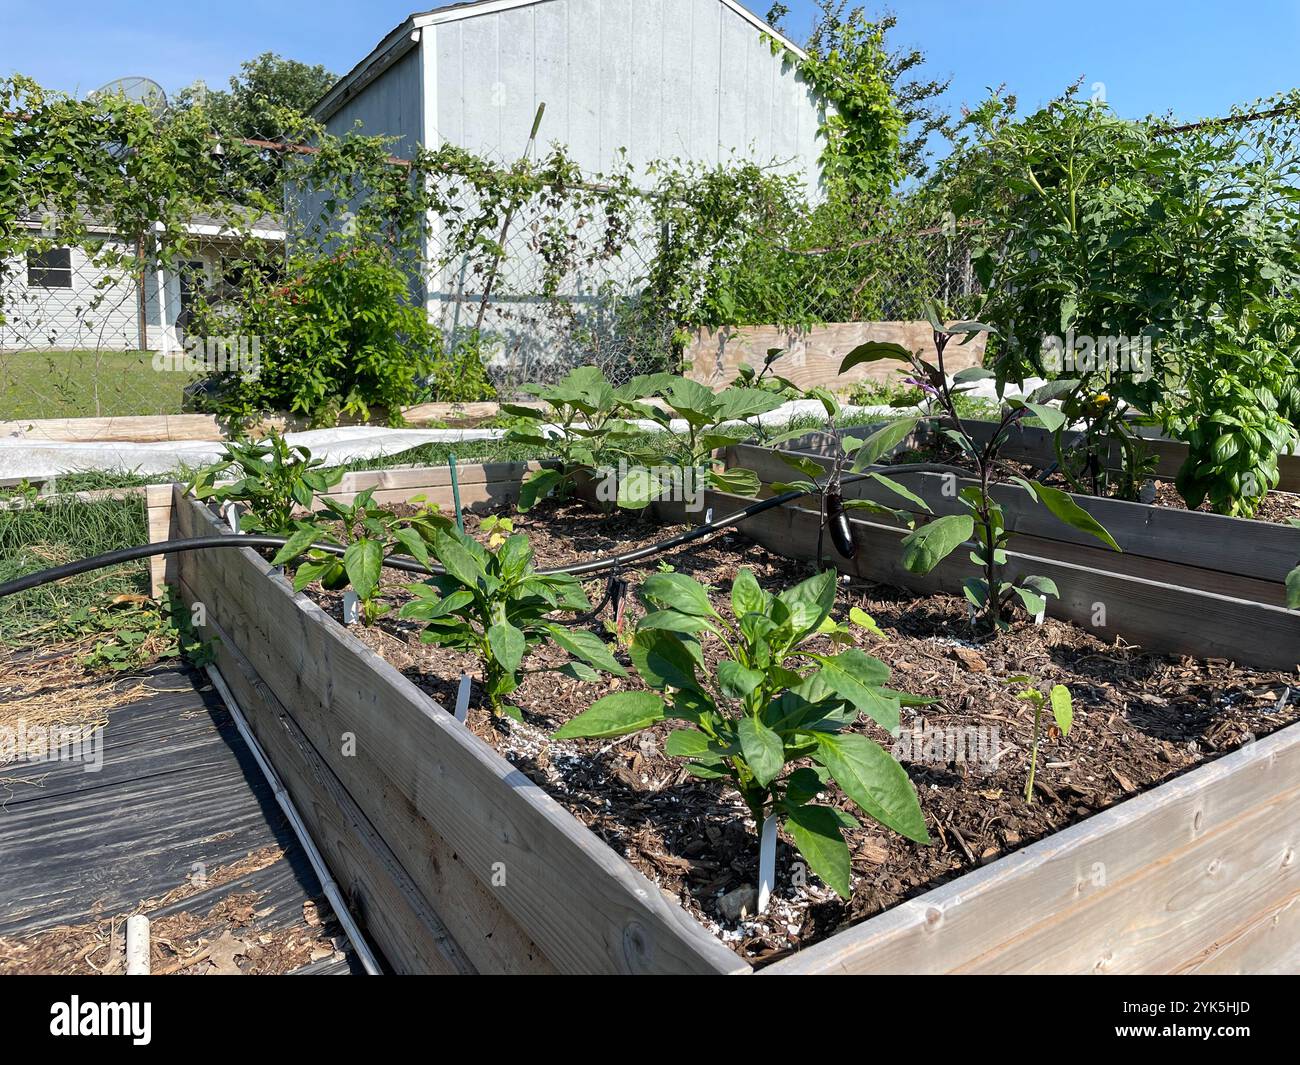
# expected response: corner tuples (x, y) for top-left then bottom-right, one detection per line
(957, 418), (1300, 495)
(335, 461), (545, 494)
(190, 602), (478, 975)
(174, 490), (749, 975)
(174, 491), (557, 975)
(0, 414), (225, 443)
(761, 718), (1300, 974)
(733, 443), (1300, 595)
(699, 489), (1300, 670)
(146, 483), (173, 598)
(1175, 891), (1300, 975)
(682, 322), (984, 391)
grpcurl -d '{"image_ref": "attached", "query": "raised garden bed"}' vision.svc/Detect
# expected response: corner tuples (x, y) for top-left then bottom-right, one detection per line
(747, 421), (1300, 616)
(168, 462), (1300, 973)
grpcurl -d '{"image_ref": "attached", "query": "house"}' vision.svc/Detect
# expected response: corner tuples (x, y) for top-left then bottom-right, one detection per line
(0, 215), (285, 354)
(310, 0), (827, 381)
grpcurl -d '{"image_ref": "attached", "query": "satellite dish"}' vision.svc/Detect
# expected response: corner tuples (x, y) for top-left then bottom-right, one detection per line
(90, 76), (170, 119)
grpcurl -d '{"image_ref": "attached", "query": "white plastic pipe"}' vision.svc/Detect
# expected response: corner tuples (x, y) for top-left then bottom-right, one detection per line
(125, 914), (150, 975)
(206, 665), (383, 975)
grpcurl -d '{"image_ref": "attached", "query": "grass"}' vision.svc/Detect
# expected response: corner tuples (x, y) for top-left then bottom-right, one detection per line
(0, 494), (151, 649)
(0, 350), (195, 420)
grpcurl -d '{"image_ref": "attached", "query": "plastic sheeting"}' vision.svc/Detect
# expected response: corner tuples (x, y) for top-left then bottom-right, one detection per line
(0, 397), (955, 483)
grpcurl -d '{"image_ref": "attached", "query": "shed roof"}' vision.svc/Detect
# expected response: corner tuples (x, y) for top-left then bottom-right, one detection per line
(312, 0), (807, 124)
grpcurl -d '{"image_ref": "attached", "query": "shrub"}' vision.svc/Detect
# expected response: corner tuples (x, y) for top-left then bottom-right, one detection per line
(192, 239), (438, 426)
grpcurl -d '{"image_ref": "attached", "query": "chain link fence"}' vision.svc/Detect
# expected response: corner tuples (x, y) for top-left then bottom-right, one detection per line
(3, 93), (1297, 420)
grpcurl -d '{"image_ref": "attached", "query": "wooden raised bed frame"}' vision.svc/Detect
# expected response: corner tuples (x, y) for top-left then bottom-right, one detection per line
(167, 462), (1300, 974)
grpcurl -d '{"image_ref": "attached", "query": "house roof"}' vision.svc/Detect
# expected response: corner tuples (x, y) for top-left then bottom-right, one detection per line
(311, 0), (807, 125)
(15, 210), (286, 242)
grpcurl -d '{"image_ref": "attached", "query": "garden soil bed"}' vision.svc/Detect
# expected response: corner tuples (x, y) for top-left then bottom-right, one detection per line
(888, 439), (1300, 526)
(302, 499), (1300, 965)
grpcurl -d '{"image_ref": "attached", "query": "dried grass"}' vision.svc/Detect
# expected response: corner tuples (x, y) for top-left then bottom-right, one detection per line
(0, 644), (148, 765)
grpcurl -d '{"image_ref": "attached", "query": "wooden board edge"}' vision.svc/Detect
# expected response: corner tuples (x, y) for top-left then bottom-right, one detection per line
(186, 591), (479, 975)
(760, 719), (1300, 974)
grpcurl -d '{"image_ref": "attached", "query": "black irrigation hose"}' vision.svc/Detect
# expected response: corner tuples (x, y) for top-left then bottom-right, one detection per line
(0, 462), (966, 602)
(0, 492), (806, 599)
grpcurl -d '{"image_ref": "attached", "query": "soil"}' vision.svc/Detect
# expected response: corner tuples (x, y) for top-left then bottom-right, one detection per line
(890, 442), (1300, 525)
(302, 498), (1300, 967)
(0, 847), (345, 975)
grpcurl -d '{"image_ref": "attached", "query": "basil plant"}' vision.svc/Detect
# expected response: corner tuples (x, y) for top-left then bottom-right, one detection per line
(556, 568), (929, 898)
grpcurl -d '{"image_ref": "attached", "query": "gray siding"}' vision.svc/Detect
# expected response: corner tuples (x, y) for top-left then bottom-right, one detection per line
(325, 45), (424, 159)
(431, 0), (823, 190)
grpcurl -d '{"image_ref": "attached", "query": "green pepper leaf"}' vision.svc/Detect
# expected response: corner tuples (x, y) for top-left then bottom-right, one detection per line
(814, 732), (929, 843)
(343, 538), (383, 601)
(554, 691), (668, 739)
(784, 805), (852, 898)
(738, 717), (784, 788)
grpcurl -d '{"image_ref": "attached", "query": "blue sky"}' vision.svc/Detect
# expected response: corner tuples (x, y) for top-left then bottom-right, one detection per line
(2, 0), (1297, 125)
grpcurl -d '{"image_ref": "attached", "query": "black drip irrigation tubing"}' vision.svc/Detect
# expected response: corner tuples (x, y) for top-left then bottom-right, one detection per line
(0, 463), (967, 604)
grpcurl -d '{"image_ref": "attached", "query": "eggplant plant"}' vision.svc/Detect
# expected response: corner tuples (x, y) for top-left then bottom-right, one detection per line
(186, 429), (342, 533)
(617, 377), (787, 507)
(503, 365), (672, 510)
(555, 567), (929, 899)
(399, 519), (625, 720)
(766, 386), (936, 561)
(840, 320), (1120, 631)
(1003, 675), (1073, 803)
(272, 487), (451, 625)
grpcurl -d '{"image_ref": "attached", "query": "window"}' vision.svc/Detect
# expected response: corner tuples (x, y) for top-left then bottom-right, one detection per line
(27, 248), (72, 288)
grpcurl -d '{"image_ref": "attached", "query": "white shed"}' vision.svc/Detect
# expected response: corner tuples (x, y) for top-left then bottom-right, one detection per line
(313, 0), (823, 186)
(311, 0), (826, 384)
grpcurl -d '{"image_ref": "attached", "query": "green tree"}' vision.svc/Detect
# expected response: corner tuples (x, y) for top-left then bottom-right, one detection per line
(766, 2), (952, 184)
(175, 52), (336, 142)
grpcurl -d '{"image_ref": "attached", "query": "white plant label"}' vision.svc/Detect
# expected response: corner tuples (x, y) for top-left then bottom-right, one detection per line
(223, 502), (240, 533)
(454, 674), (472, 723)
(342, 590), (360, 626)
(757, 814), (778, 914)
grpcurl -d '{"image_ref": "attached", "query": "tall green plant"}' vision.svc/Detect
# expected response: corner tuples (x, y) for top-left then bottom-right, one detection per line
(840, 319), (1120, 631)
(191, 239), (438, 426)
(503, 366), (670, 510)
(941, 91), (1300, 512)
(617, 378), (786, 506)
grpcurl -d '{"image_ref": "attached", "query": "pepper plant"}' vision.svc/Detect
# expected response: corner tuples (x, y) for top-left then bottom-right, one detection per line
(840, 319), (1120, 631)
(503, 365), (672, 510)
(399, 519), (625, 720)
(555, 567), (929, 899)
(272, 488), (451, 625)
(1004, 676), (1073, 803)
(186, 430), (341, 534)
(617, 377), (786, 507)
